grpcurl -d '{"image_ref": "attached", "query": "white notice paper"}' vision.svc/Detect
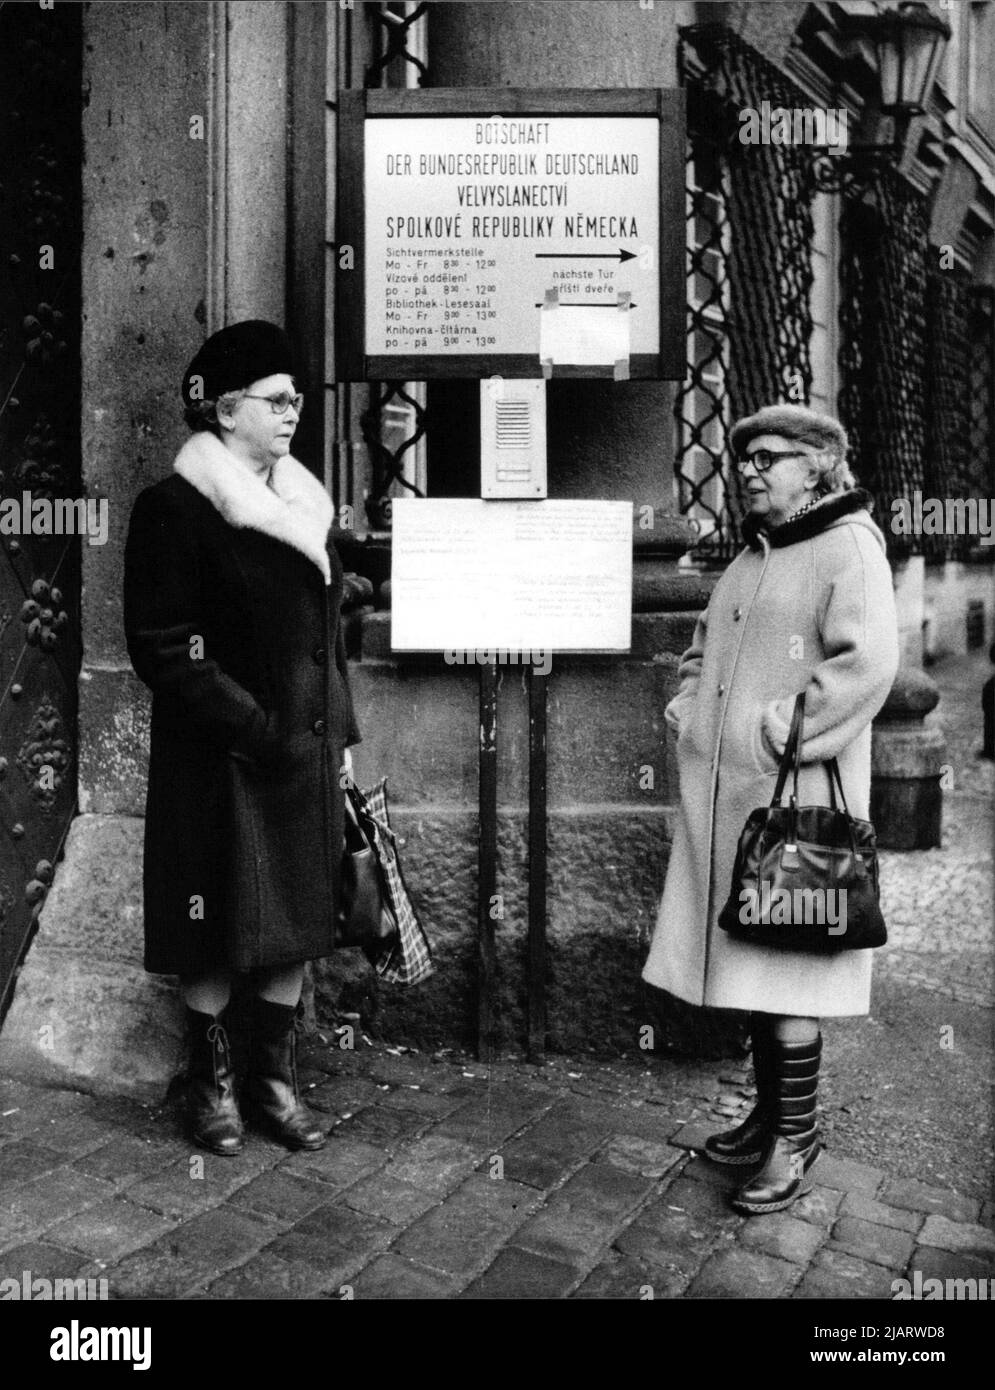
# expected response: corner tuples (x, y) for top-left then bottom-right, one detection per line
(539, 300), (631, 367)
(390, 498), (632, 653)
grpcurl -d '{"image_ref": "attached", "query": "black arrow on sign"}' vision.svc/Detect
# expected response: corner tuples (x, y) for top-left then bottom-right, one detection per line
(535, 248), (636, 263)
(535, 301), (638, 308)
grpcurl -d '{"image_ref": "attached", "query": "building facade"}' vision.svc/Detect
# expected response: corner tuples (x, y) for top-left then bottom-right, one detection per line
(0, 0), (992, 1093)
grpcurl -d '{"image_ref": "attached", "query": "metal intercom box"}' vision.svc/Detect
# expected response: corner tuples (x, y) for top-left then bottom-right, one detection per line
(480, 379), (547, 498)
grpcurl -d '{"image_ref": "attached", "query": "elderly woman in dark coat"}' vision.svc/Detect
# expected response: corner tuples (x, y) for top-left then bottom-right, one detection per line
(124, 320), (360, 1156)
(643, 404), (899, 1214)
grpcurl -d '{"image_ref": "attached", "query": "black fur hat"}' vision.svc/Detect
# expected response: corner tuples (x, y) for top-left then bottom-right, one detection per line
(181, 320), (295, 407)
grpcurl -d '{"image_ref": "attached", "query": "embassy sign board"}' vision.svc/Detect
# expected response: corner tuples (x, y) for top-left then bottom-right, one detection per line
(336, 89), (685, 380)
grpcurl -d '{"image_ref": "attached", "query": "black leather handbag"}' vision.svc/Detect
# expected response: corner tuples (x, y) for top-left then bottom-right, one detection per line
(336, 784), (399, 958)
(717, 693), (887, 953)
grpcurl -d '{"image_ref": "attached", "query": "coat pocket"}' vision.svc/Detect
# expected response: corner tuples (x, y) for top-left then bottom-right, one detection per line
(751, 709), (780, 776)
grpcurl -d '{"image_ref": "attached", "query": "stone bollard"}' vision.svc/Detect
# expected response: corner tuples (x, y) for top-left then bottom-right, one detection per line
(870, 668), (945, 850)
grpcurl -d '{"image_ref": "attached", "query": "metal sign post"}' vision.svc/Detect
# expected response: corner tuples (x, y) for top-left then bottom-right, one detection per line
(346, 86), (680, 1062)
(477, 662), (499, 1061)
(391, 494), (632, 1063)
(476, 660), (547, 1064)
(527, 663), (548, 1062)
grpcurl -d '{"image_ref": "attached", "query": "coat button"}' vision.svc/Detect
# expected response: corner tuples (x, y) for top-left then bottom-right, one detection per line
(312, 646), (327, 665)
(733, 606), (742, 621)
(718, 684), (725, 697)
(312, 718), (327, 736)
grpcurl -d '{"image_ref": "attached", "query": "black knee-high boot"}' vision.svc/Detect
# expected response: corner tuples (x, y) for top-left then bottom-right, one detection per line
(185, 1007), (244, 1156)
(731, 1032), (822, 1214)
(705, 1013), (774, 1166)
(248, 998), (327, 1151)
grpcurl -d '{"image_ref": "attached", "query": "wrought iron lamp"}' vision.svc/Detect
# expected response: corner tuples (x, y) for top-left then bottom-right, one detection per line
(812, 1), (951, 194)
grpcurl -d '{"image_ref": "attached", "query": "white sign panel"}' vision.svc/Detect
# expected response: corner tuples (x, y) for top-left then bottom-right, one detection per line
(365, 116), (659, 363)
(390, 499), (632, 653)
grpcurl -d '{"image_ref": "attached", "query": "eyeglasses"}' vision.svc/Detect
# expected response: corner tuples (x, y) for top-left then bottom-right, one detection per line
(735, 449), (805, 474)
(242, 391), (304, 416)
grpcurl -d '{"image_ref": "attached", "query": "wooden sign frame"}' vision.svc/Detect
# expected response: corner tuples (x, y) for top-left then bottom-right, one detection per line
(335, 87), (686, 381)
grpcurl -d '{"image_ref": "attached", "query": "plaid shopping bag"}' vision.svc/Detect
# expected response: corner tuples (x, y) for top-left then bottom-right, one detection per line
(354, 778), (435, 987)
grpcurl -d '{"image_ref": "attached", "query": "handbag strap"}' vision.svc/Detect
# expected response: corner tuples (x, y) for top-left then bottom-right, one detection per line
(769, 694), (850, 812)
(766, 695), (865, 865)
(825, 757), (851, 816)
(771, 692), (806, 807)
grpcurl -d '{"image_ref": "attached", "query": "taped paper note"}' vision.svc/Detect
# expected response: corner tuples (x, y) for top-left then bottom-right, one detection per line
(539, 296), (631, 368)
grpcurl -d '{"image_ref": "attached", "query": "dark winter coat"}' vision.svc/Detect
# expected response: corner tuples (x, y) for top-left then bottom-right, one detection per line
(642, 489), (899, 1017)
(124, 431), (360, 975)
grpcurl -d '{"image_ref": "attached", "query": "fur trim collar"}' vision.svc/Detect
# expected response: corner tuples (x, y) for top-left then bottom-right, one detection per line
(174, 431), (333, 583)
(742, 487), (875, 551)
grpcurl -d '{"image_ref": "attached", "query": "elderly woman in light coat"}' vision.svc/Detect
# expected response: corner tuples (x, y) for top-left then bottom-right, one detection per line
(643, 404), (899, 1214)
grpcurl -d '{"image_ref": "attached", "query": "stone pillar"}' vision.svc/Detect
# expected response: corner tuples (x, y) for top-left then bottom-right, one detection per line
(0, 2), (293, 1098)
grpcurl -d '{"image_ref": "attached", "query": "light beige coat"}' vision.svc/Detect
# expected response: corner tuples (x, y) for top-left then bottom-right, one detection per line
(642, 491), (900, 1017)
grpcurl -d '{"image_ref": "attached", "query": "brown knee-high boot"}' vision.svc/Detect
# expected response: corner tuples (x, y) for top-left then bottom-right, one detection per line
(248, 998), (326, 1151)
(185, 1007), (244, 1156)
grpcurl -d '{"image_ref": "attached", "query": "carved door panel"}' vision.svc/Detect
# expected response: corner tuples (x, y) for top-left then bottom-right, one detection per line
(0, 5), (82, 1016)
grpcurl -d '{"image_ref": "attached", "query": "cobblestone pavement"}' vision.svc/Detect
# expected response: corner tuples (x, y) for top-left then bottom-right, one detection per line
(813, 649), (994, 1192)
(1, 651), (991, 1301)
(2, 1040), (993, 1300)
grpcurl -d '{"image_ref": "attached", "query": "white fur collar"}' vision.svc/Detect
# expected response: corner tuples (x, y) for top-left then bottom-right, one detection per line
(174, 431), (333, 584)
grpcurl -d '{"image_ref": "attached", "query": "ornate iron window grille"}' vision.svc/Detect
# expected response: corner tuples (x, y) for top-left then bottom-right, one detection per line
(968, 286), (995, 505)
(837, 168), (929, 558)
(358, 2), (429, 531)
(365, 1), (428, 88)
(923, 268), (988, 561)
(676, 25), (815, 561)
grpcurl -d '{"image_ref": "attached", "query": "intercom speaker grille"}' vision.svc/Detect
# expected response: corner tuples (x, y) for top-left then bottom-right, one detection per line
(495, 399), (532, 449)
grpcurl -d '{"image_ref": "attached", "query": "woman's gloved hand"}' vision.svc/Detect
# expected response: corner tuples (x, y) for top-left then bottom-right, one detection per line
(664, 696), (686, 735)
(232, 708), (283, 772)
(762, 700), (792, 757)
